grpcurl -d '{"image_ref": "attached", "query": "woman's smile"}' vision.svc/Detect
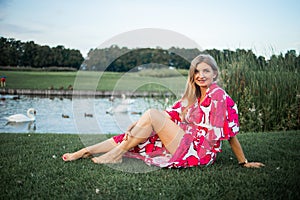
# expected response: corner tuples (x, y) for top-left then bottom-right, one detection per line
(194, 62), (216, 88)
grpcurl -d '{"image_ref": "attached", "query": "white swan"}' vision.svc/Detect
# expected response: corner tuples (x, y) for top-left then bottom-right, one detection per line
(5, 108), (36, 122)
(106, 104), (128, 114)
(121, 94), (135, 104)
(106, 94), (135, 114)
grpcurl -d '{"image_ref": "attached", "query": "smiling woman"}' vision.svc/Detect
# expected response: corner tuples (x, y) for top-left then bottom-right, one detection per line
(62, 54), (265, 169)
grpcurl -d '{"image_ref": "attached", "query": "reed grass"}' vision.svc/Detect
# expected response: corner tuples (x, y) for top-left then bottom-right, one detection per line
(220, 57), (300, 132)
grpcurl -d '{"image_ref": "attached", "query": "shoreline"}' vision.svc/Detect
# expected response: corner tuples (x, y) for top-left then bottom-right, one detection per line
(0, 88), (175, 98)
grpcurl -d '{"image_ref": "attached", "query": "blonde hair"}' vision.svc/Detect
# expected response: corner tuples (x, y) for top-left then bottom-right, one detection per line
(182, 54), (219, 107)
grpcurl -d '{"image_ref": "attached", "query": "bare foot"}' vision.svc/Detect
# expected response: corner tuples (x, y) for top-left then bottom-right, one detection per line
(62, 148), (91, 161)
(91, 147), (124, 164)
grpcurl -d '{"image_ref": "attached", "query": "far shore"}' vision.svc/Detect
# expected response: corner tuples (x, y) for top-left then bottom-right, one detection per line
(0, 88), (175, 98)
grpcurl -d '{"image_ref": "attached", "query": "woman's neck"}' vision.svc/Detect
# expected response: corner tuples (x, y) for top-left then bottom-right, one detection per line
(200, 87), (207, 96)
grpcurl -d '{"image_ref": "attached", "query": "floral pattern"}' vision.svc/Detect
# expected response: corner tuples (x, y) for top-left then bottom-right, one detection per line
(113, 83), (239, 168)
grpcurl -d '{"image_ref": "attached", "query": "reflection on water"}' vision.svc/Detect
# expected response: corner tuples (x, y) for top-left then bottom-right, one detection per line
(0, 95), (168, 134)
(5, 121), (36, 132)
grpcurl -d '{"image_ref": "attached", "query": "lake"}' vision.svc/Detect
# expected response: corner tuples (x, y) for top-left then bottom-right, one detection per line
(0, 94), (169, 134)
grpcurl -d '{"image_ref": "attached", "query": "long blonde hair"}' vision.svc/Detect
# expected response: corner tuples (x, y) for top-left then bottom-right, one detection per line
(182, 54), (220, 107)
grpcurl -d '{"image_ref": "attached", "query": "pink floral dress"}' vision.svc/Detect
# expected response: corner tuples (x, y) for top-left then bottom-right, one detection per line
(113, 83), (239, 168)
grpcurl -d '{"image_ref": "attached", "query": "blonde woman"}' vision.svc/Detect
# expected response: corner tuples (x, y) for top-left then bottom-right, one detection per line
(62, 54), (264, 168)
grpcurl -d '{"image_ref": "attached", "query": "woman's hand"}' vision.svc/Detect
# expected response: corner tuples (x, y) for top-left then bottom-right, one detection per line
(243, 162), (265, 168)
(123, 121), (137, 141)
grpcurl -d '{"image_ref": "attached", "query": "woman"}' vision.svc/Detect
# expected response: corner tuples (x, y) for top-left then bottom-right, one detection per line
(62, 54), (264, 168)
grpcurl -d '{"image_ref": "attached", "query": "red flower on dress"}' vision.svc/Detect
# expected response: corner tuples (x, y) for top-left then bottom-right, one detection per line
(166, 111), (181, 122)
(149, 134), (159, 143)
(226, 96), (235, 107)
(200, 154), (212, 165)
(145, 143), (154, 153)
(186, 155), (199, 166)
(222, 121), (230, 139)
(172, 101), (182, 109)
(166, 101), (183, 123)
(214, 140), (221, 148)
(201, 97), (211, 107)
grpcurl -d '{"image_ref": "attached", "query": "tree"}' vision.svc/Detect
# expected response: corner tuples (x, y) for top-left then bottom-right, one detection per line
(0, 37), (84, 69)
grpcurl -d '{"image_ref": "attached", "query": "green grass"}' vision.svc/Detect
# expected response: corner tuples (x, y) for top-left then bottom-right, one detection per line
(0, 70), (187, 92)
(0, 71), (77, 90)
(0, 131), (299, 200)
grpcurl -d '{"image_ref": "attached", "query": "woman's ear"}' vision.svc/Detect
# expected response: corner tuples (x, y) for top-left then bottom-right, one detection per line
(213, 71), (217, 79)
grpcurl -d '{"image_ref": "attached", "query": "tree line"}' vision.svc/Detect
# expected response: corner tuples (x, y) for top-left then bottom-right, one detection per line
(1, 36), (299, 72)
(0, 37), (84, 69)
(84, 45), (299, 72)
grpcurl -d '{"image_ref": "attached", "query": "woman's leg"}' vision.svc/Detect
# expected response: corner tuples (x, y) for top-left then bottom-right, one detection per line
(92, 109), (185, 164)
(62, 138), (117, 161)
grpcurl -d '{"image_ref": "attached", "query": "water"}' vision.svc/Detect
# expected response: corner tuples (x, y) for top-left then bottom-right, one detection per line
(0, 95), (168, 134)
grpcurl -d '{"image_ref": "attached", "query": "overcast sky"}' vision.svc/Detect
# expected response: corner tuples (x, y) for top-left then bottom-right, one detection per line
(0, 0), (299, 58)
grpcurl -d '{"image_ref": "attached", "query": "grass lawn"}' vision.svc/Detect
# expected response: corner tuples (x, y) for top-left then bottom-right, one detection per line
(0, 70), (187, 92)
(0, 131), (299, 200)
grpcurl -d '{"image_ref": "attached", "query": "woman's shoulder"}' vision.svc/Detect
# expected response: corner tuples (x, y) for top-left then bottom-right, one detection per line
(208, 83), (227, 99)
(211, 84), (236, 106)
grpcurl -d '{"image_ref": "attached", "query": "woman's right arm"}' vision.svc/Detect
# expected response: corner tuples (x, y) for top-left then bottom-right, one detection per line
(229, 136), (265, 168)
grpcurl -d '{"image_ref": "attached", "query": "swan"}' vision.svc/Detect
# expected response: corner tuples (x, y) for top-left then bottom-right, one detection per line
(121, 94), (135, 105)
(5, 108), (36, 122)
(106, 104), (128, 114)
(105, 94), (135, 114)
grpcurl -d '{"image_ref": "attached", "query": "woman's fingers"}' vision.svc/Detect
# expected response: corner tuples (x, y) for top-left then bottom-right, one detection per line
(244, 162), (265, 168)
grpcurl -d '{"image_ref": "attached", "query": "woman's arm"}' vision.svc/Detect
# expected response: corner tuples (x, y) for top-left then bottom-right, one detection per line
(229, 136), (265, 168)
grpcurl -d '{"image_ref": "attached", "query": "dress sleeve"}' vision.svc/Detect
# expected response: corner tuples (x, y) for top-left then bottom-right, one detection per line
(224, 95), (239, 138)
(165, 100), (183, 124)
(208, 89), (239, 141)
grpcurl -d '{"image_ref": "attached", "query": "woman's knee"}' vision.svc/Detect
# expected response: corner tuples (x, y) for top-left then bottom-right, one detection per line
(143, 109), (160, 121)
(144, 108), (159, 115)
(139, 109), (166, 131)
(146, 109), (168, 132)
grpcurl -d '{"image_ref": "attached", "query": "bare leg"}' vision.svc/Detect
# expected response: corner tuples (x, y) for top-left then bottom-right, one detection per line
(62, 138), (117, 161)
(92, 109), (185, 164)
(86, 138), (118, 154)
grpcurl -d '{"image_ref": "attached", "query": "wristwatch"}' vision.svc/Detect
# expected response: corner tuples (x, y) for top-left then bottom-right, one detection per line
(238, 159), (248, 166)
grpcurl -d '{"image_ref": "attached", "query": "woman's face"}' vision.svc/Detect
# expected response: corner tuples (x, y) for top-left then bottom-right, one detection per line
(194, 62), (216, 89)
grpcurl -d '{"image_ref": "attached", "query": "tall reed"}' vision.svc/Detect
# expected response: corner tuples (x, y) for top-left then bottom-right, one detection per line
(220, 54), (300, 132)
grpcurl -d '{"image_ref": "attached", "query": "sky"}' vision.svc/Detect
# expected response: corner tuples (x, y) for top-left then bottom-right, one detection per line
(0, 0), (300, 58)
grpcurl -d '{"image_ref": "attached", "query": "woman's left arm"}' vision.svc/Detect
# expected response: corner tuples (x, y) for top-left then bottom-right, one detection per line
(229, 136), (265, 168)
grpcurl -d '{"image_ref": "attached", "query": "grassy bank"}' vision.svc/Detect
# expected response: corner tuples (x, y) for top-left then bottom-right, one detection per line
(0, 70), (187, 92)
(0, 131), (299, 200)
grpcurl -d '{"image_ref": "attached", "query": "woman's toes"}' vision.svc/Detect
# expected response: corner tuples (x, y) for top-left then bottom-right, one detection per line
(91, 157), (98, 163)
(62, 149), (90, 162)
(62, 153), (72, 161)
